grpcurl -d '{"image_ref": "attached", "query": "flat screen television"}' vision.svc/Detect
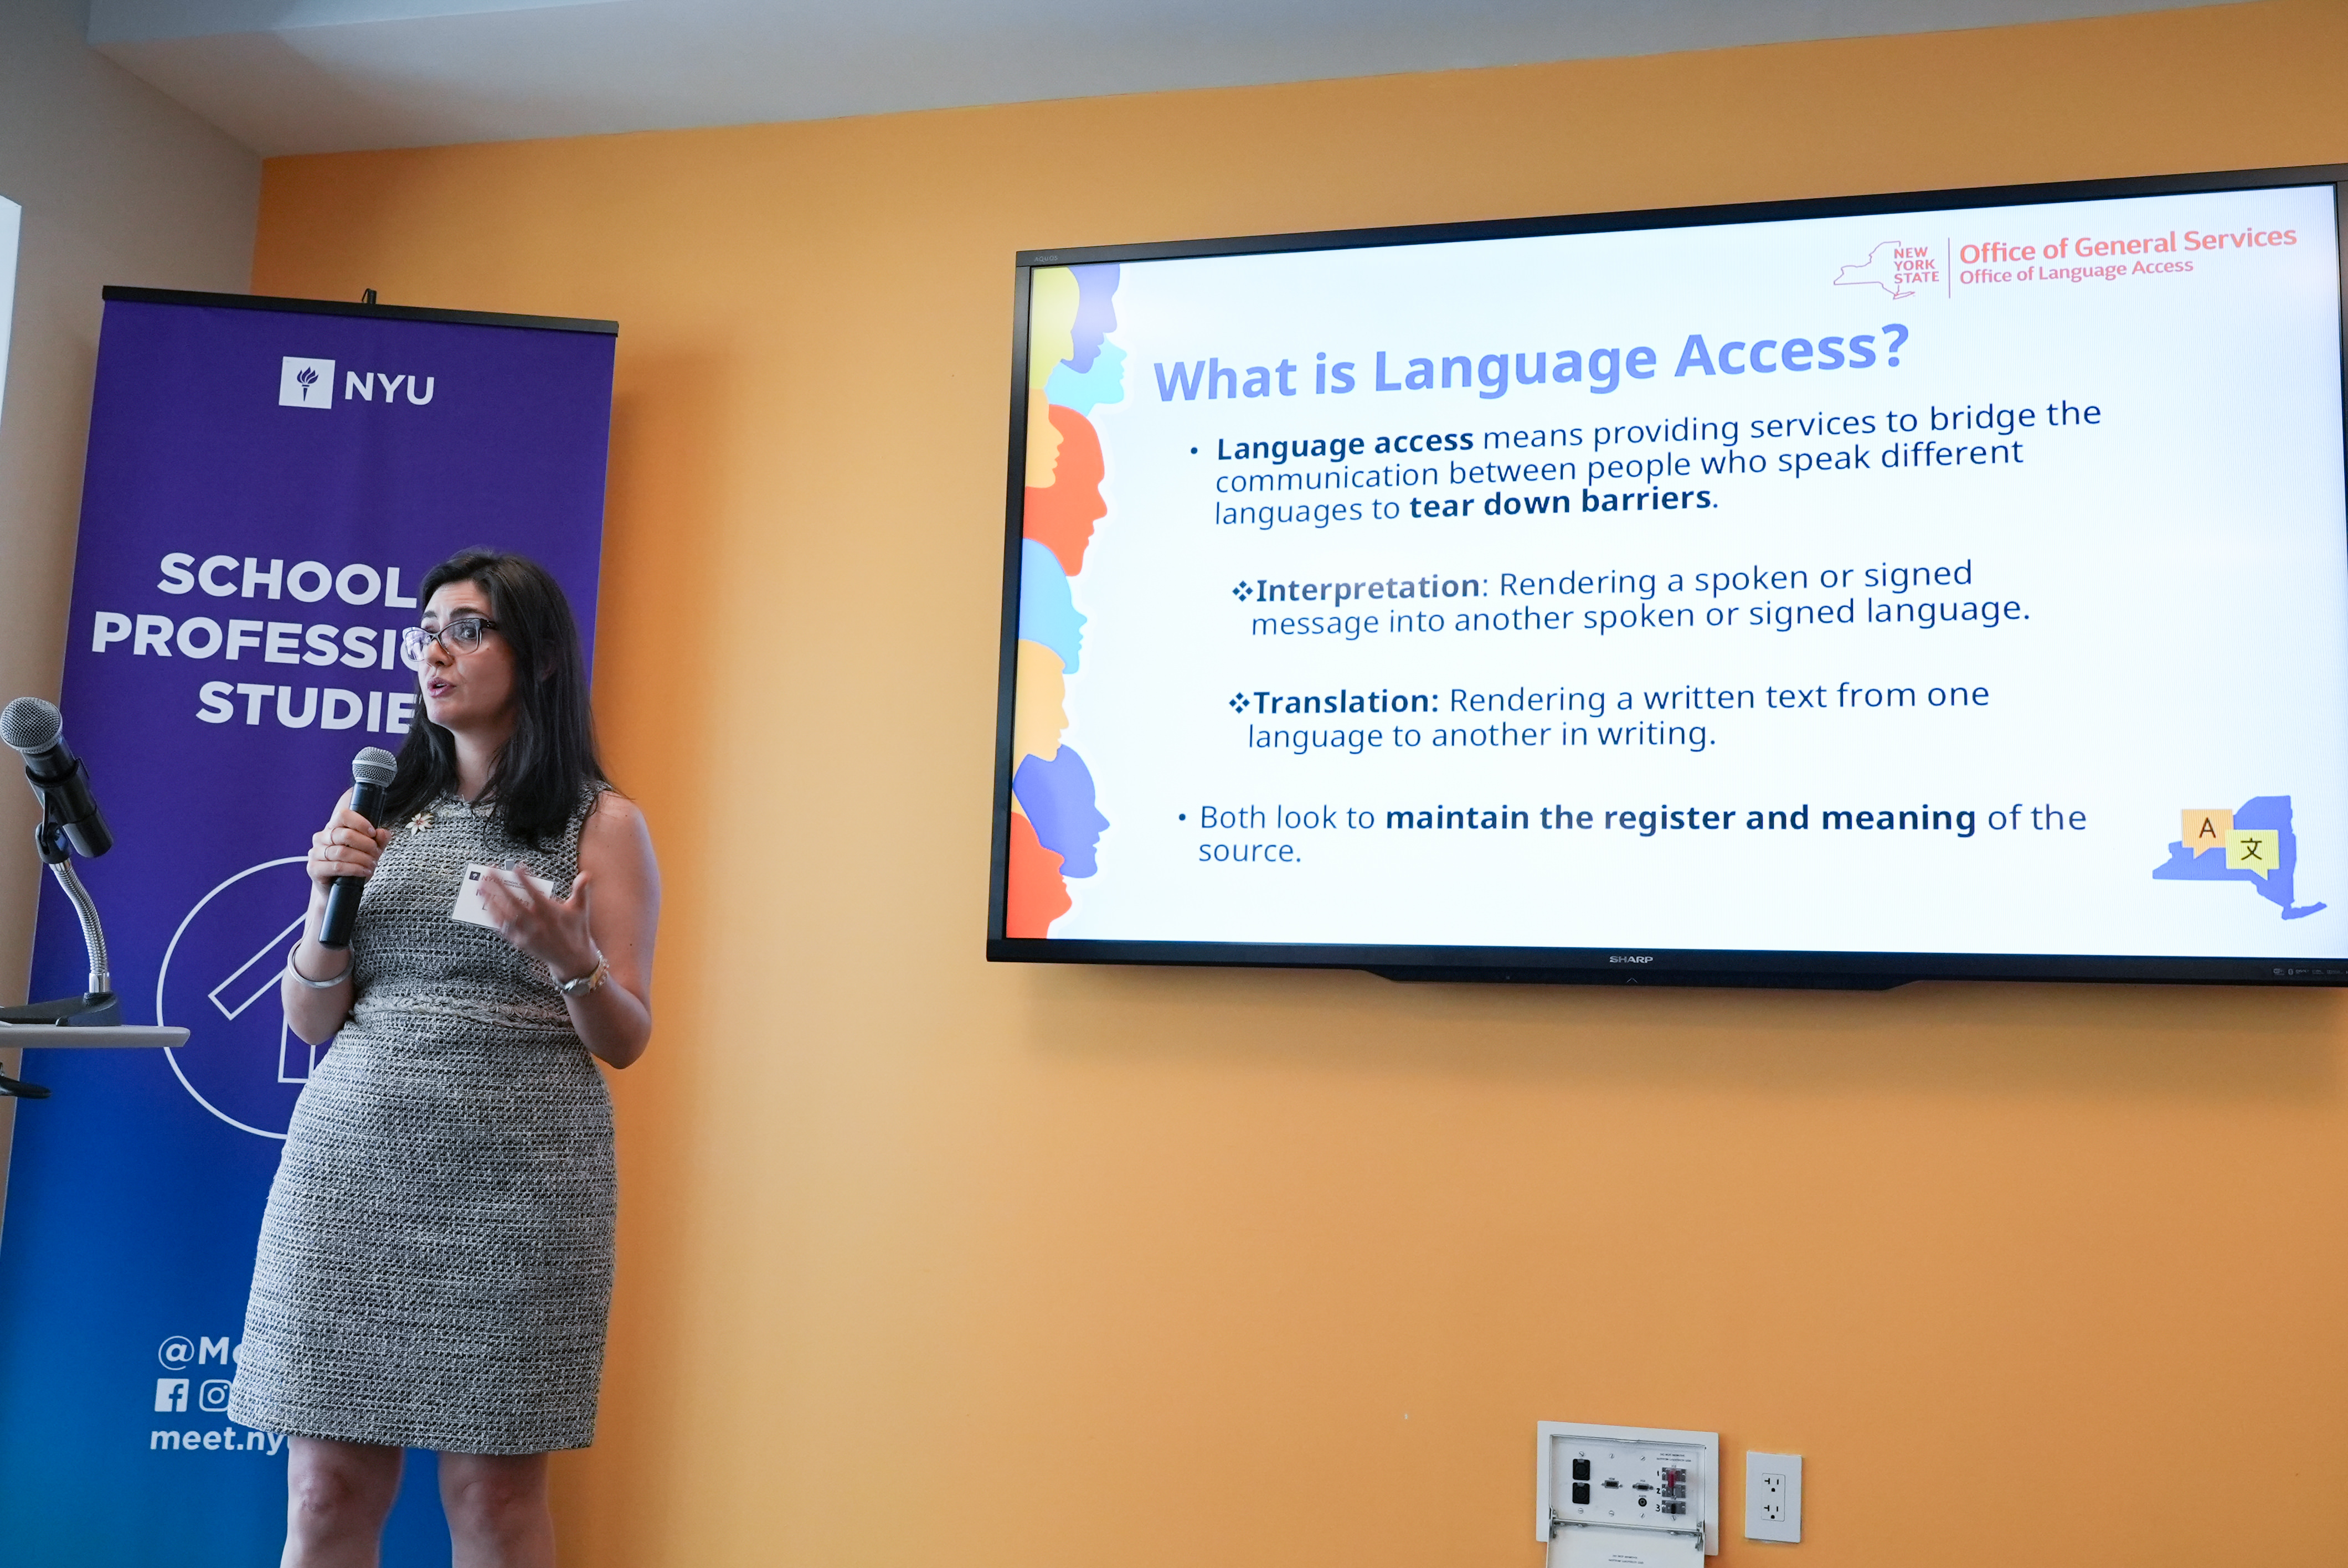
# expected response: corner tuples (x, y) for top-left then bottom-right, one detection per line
(990, 166), (2348, 988)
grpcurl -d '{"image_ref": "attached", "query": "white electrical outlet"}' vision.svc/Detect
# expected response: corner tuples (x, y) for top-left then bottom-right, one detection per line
(1744, 1451), (1802, 1543)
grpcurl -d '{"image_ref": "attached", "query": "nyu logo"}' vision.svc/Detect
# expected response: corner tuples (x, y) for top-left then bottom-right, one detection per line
(277, 355), (437, 409)
(278, 356), (334, 409)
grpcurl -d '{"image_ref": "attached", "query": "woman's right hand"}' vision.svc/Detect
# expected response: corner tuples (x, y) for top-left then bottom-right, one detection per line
(308, 800), (393, 895)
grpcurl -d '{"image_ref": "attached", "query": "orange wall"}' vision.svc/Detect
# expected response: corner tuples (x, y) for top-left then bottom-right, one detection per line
(255, 5), (2348, 1562)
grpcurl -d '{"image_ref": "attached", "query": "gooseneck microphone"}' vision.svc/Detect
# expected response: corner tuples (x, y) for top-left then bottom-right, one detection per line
(318, 747), (399, 950)
(2, 697), (113, 859)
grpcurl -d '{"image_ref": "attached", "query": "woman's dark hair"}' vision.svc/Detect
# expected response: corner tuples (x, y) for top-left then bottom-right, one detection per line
(380, 548), (607, 845)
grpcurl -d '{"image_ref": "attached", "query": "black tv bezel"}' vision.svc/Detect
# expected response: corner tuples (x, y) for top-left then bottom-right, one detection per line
(988, 163), (2348, 989)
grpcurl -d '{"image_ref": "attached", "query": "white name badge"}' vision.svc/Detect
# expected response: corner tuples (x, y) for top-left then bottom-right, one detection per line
(451, 864), (557, 928)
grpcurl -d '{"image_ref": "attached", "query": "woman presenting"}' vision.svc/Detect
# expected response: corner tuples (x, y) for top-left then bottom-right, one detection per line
(229, 549), (660, 1568)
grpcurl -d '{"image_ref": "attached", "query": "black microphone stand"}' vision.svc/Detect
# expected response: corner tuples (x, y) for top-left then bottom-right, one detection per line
(0, 785), (128, 1099)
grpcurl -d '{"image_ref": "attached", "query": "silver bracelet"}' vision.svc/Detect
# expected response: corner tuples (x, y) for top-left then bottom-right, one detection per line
(552, 947), (610, 998)
(286, 942), (352, 990)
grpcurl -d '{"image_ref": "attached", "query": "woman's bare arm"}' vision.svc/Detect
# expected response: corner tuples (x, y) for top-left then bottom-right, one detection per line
(476, 792), (661, 1069)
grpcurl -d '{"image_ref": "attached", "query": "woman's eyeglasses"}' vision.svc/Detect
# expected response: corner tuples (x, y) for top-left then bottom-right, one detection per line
(400, 617), (500, 666)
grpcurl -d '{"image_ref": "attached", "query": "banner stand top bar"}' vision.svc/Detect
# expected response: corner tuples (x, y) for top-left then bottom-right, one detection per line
(101, 285), (618, 337)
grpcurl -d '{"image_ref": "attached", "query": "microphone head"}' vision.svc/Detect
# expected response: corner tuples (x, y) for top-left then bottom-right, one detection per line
(1, 697), (63, 757)
(351, 746), (398, 787)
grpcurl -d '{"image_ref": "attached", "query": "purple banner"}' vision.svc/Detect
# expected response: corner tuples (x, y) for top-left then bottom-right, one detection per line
(0, 294), (614, 1562)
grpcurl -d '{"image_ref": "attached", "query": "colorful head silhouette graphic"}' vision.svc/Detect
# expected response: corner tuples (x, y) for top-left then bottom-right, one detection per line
(1064, 264), (1120, 372)
(1013, 639), (1068, 766)
(1018, 539), (1085, 674)
(1046, 340), (1125, 416)
(1005, 809), (1073, 936)
(1007, 264), (1120, 940)
(1041, 264), (1125, 414)
(1028, 267), (1080, 389)
(1014, 746), (1109, 878)
(1024, 405), (1105, 576)
(1025, 388), (1064, 489)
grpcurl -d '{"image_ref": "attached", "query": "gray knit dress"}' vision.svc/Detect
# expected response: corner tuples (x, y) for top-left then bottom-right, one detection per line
(228, 786), (615, 1454)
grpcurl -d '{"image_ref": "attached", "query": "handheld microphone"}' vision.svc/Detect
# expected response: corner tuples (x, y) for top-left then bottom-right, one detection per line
(318, 747), (399, 950)
(2, 697), (113, 859)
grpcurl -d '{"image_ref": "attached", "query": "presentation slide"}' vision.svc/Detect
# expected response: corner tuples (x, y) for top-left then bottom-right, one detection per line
(1007, 184), (2347, 960)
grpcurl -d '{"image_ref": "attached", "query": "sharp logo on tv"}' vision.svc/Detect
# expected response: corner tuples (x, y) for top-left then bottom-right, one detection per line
(277, 355), (437, 410)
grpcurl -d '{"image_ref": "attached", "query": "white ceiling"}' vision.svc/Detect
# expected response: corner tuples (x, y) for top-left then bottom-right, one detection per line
(88, 0), (2254, 158)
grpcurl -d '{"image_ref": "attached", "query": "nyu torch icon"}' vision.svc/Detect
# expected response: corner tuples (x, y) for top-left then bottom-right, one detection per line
(278, 357), (335, 409)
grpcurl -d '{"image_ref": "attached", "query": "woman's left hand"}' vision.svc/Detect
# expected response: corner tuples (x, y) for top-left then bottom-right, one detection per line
(477, 862), (600, 983)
